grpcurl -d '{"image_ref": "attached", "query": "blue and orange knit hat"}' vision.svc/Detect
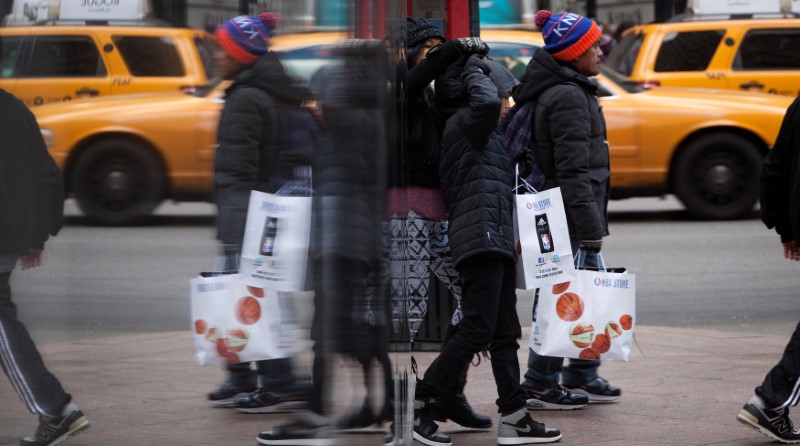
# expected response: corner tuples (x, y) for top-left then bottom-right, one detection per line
(535, 10), (602, 62)
(215, 13), (277, 64)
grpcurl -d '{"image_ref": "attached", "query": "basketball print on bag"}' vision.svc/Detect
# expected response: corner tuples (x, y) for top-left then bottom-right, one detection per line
(236, 296), (261, 325)
(570, 322), (595, 348)
(620, 314), (633, 330)
(556, 292), (584, 321)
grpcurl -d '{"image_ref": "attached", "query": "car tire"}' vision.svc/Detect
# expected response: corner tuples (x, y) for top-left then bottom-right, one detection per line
(71, 139), (166, 225)
(672, 133), (763, 220)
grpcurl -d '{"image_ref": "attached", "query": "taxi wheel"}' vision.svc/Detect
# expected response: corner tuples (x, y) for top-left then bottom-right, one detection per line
(672, 133), (762, 220)
(71, 139), (166, 225)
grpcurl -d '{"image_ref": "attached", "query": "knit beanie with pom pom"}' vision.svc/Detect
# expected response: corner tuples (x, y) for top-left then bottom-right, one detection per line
(215, 12), (278, 64)
(535, 10), (601, 62)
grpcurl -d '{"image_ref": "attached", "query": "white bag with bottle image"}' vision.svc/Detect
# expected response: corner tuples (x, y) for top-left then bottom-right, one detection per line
(239, 190), (312, 292)
(513, 180), (575, 290)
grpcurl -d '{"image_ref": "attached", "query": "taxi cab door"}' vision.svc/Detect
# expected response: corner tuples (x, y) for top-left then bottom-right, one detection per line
(727, 26), (800, 97)
(16, 33), (111, 107)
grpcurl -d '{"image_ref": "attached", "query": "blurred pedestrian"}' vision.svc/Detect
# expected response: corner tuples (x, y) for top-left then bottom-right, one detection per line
(208, 12), (312, 412)
(0, 72), (89, 444)
(736, 95), (800, 443)
(258, 40), (390, 446)
(385, 17), (493, 430)
(512, 10), (621, 410)
(411, 53), (561, 446)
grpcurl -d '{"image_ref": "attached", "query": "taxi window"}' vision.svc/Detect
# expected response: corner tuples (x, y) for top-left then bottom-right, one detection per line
(485, 42), (538, 80)
(194, 35), (220, 80)
(654, 30), (724, 72)
(0, 36), (22, 78)
(113, 36), (185, 77)
(27, 35), (105, 77)
(605, 31), (643, 76)
(735, 28), (800, 70)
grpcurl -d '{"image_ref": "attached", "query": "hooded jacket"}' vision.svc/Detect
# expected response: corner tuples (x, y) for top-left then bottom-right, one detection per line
(214, 52), (314, 247)
(513, 49), (610, 243)
(0, 90), (64, 257)
(436, 57), (515, 266)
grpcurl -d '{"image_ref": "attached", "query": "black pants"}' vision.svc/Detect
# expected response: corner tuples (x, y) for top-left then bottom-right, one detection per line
(417, 254), (525, 414)
(757, 321), (800, 410)
(0, 271), (70, 417)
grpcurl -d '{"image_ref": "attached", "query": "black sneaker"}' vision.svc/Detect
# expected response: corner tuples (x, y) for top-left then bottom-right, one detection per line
(431, 393), (492, 429)
(524, 385), (588, 410)
(564, 377), (621, 403)
(20, 402), (90, 446)
(498, 408), (561, 445)
(234, 387), (309, 414)
(208, 380), (258, 407)
(413, 398), (451, 446)
(737, 396), (800, 443)
(257, 411), (335, 446)
(335, 398), (380, 429)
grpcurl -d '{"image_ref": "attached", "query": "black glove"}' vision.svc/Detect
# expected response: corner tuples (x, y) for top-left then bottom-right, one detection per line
(579, 239), (603, 252)
(514, 149), (535, 179)
(453, 37), (490, 55)
(462, 54), (492, 77)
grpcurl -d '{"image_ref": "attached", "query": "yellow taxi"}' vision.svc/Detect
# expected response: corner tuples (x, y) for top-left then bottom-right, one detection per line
(0, 23), (219, 107)
(31, 29), (792, 224)
(604, 18), (800, 96)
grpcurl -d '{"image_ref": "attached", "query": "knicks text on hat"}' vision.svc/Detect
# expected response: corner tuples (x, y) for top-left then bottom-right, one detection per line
(232, 16), (264, 41)
(551, 13), (582, 38)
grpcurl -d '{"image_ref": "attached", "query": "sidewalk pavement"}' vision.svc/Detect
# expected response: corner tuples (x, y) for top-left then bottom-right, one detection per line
(0, 324), (792, 446)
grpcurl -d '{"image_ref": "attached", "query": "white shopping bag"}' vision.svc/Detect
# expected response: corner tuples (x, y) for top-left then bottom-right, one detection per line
(514, 186), (576, 289)
(240, 191), (312, 292)
(530, 263), (636, 362)
(190, 273), (298, 365)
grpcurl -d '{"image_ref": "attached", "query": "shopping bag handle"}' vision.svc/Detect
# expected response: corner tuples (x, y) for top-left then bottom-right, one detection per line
(575, 248), (607, 272)
(514, 163), (538, 194)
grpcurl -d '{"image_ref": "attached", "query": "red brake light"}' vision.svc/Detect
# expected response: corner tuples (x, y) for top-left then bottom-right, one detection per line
(180, 85), (198, 94)
(637, 80), (661, 89)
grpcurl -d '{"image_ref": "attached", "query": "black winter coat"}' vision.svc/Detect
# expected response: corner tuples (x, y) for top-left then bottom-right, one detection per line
(760, 96), (800, 243)
(0, 90), (64, 256)
(437, 61), (515, 266)
(214, 53), (313, 247)
(513, 50), (610, 243)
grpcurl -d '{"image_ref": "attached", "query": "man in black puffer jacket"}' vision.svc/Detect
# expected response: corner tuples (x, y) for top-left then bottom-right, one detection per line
(515, 10), (621, 410)
(208, 13), (313, 412)
(411, 54), (561, 446)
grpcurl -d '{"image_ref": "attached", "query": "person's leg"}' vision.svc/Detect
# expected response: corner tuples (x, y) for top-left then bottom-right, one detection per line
(0, 271), (70, 417)
(737, 321), (800, 442)
(0, 270), (90, 445)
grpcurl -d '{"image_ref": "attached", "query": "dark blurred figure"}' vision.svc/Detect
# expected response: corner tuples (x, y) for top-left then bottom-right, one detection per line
(736, 96), (800, 443)
(0, 58), (89, 445)
(209, 12), (312, 412)
(257, 40), (391, 445)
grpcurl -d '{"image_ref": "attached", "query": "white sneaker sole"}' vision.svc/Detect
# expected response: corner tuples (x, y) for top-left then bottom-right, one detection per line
(412, 431), (452, 446)
(525, 398), (587, 410)
(737, 409), (800, 443)
(497, 433), (563, 444)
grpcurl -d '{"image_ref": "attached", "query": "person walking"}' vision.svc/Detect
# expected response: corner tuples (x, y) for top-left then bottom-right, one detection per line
(511, 10), (622, 410)
(0, 83), (89, 445)
(208, 13), (312, 412)
(736, 95), (800, 443)
(410, 53), (561, 446)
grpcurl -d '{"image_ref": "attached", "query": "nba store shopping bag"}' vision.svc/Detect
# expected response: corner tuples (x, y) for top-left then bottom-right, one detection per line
(514, 186), (575, 290)
(530, 262), (636, 362)
(240, 190), (312, 292)
(190, 273), (298, 366)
